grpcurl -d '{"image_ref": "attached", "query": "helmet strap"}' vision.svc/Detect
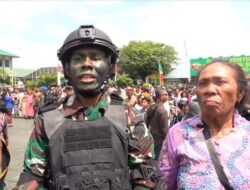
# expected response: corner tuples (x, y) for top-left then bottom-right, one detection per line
(77, 81), (108, 97)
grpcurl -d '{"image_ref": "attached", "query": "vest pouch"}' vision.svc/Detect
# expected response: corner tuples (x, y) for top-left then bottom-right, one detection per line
(55, 173), (111, 190)
(74, 169), (131, 190)
(54, 175), (70, 190)
(47, 106), (131, 190)
(110, 169), (132, 190)
(73, 174), (111, 190)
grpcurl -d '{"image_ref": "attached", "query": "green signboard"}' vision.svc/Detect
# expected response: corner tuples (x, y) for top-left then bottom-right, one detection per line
(190, 55), (250, 77)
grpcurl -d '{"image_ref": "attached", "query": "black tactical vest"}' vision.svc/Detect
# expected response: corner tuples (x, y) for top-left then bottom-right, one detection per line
(43, 103), (132, 190)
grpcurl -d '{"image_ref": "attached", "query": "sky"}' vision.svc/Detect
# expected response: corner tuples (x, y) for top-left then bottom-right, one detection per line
(1, 0), (250, 70)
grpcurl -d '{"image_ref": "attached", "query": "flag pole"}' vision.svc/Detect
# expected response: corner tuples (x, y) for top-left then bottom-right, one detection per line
(183, 40), (190, 82)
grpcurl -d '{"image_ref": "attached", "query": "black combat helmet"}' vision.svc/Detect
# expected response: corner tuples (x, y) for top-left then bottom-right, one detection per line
(57, 25), (119, 96)
(57, 25), (119, 66)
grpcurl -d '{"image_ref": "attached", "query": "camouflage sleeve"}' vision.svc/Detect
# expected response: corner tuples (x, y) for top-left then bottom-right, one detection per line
(127, 107), (156, 190)
(17, 117), (49, 189)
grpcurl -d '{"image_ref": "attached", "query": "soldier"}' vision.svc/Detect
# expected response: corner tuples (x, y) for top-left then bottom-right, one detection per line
(15, 25), (162, 190)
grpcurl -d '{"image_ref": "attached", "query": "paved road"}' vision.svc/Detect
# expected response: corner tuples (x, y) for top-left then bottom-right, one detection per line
(5, 118), (34, 189)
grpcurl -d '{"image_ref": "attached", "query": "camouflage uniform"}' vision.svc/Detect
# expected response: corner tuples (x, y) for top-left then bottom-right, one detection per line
(16, 92), (155, 190)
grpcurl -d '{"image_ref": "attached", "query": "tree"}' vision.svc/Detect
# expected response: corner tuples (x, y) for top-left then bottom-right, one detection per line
(115, 74), (134, 88)
(119, 41), (178, 82)
(25, 80), (35, 88)
(0, 69), (11, 84)
(25, 73), (65, 88)
(148, 73), (160, 86)
(37, 73), (57, 87)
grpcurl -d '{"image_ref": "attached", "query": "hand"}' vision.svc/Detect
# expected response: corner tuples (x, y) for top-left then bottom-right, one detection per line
(13, 181), (39, 190)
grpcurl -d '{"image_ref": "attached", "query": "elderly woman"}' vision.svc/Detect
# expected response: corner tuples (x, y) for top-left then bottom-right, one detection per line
(159, 60), (250, 190)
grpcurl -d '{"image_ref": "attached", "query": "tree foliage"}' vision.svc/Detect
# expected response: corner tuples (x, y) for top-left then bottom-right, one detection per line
(37, 73), (57, 87)
(115, 74), (134, 88)
(119, 41), (178, 81)
(148, 73), (160, 85)
(25, 80), (35, 88)
(0, 69), (11, 84)
(24, 73), (66, 88)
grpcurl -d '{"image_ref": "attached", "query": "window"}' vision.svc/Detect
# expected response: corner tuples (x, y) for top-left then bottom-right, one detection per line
(0, 60), (2, 67)
(5, 60), (9, 67)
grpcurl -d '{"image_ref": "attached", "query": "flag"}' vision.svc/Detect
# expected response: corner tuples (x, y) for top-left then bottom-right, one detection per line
(115, 63), (118, 74)
(158, 62), (164, 85)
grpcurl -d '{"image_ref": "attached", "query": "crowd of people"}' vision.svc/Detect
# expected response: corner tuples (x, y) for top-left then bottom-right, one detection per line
(0, 79), (198, 131)
(0, 25), (248, 190)
(0, 85), (74, 122)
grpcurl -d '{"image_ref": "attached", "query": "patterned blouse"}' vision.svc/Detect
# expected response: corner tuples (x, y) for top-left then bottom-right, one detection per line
(159, 111), (250, 190)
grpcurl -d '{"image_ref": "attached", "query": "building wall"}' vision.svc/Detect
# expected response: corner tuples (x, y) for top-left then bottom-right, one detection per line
(24, 67), (58, 80)
(0, 56), (12, 70)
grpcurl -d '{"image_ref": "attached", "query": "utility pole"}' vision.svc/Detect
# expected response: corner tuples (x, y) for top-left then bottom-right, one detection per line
(183, 40), (190, 83)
